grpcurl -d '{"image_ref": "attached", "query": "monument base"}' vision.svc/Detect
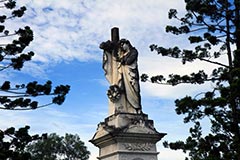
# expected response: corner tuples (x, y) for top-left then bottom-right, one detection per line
(90, 113), (166, 160)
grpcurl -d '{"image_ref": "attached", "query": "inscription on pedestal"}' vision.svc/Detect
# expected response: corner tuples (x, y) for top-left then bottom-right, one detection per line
(121, 155), (156, 160)
(123, 143), (153, 151)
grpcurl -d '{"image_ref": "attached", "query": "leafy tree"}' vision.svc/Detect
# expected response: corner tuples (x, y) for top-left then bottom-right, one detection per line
(0, 0), (70, 159)
(141, 0), (240, 159)
(26, 133), (90, 160)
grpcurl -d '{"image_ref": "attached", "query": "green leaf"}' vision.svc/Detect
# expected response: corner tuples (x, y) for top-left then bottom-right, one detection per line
(30, 101), (38, 109)
(12, 6), (26, 17)
(4, 0), (16, 9)
(188, 36), (203, 43)
(168, 9), (177, 19)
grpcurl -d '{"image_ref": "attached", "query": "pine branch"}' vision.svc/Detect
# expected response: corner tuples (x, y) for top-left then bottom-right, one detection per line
(0, 64), (12, 71)
(0, 92), (55, 98)
(0, 103), (53, 110)
(145, 77), (220, 86)
(198, 57), (230, 68)
(0, 32), (17, 38)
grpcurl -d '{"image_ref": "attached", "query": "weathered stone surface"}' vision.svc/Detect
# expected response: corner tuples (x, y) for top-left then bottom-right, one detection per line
(101, 28), (141, 115)
(90, 112), (166, 160)
(90, 28), (166, 160)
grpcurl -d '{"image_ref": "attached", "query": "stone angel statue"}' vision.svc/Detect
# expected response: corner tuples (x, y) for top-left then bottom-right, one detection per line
(100, 38), (142, 115)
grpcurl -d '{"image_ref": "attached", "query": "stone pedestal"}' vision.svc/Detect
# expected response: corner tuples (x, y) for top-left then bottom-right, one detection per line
(90, 113), (166, 160)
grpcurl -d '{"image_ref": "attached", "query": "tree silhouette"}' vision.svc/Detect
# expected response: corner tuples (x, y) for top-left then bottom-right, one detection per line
(0, 1), (70, 159)
(142, 0), (240, 159)
(26, 133), (90, 160)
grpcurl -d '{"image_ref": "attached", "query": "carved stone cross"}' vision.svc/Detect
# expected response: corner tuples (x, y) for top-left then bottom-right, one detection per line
(111, 27), (119, 42)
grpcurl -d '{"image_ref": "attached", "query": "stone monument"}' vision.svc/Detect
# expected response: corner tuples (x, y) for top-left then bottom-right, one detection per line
(90, 27), (166, 160)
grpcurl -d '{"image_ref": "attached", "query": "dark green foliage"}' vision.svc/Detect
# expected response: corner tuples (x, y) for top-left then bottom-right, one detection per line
(142, 0), (240, 159)
(4, 0), (16, 9)
(0, 0), (70, 111)
(0, 126), (46, 160)
(0, 79), (70, 110)
(0, 0), (71, 159)
(26, 133), (90, 160)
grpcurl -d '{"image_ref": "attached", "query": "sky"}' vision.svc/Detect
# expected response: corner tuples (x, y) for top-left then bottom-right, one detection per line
(0, 0), (226, 160)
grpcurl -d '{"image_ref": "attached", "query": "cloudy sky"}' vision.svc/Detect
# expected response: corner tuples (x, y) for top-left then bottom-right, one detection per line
(0, 0), (225, 159)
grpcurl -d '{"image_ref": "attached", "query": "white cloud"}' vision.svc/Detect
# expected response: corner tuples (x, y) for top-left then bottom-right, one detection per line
(158, 149), (187, 160)
(17, 0), (217, 101)
(9, 0), (223, 86)
(14, 0), (186, 76)
(1, 0), (222, 159)
(139, 55), (219, 99)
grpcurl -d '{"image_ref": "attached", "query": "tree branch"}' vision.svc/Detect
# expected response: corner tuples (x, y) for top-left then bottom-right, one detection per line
(0, 64), (12, 71)
(198, 57), (230, 68)
(0, 92), (55, 98)
(0, 33), (17, 38)
(146, 77), (220, 86)
(0, 103), (53, 110)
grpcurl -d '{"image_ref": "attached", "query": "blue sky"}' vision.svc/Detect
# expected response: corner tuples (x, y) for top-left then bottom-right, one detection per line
(0, 0), (226, 159)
